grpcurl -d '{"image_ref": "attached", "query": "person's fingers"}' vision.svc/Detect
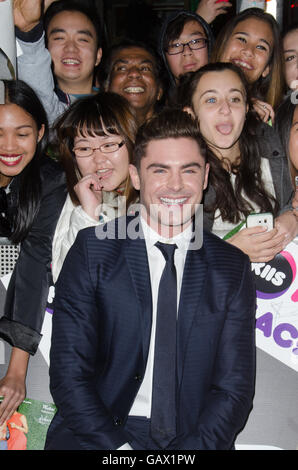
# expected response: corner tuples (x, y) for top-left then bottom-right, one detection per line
(74, 174), (103, 192)
(258, 232), (286, 249)
(251, 234), (285, 260)
(252, 100), (274, 123)
(0, 389), (24, 425)
(216, 2), (232, 12)
(257, 104), (270, 122)
(244, 225), (268, 234)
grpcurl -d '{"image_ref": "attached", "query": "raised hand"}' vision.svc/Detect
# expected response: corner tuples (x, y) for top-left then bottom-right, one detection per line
(252, 98), (275, 124)
(74, 173), (104, 221)
(196, 0), (232, 24)
(12, 0), (58, 32)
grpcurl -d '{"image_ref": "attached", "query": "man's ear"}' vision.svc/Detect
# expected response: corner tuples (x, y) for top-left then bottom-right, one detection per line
(183, 106), (195, 118)
(203, 162), (210, 190)
(129, 164), (141, 191)
(95, 48), (103, 67)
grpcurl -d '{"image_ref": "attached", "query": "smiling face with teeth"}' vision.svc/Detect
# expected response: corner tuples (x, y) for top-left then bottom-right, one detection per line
(219, 17), (273, 84)
(0, 103), (44, 184)
(47, 10), (102, 94)
(107, 46), (163, 124)
(129, 137), (209, 237)
(190, 69), (247, 163)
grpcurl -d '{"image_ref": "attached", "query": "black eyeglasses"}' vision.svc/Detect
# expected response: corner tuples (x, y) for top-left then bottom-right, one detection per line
(166, 38), (208, 55)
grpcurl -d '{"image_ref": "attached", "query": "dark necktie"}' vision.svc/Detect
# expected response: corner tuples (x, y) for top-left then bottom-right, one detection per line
(150, 241), (178, 448)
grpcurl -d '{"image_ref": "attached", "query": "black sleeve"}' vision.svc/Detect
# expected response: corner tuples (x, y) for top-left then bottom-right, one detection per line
(0, 159), (67, 355)
(15, 22), (44, 43)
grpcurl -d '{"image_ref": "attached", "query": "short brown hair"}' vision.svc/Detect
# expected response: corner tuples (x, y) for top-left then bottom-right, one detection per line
(132, 108), (210, 169)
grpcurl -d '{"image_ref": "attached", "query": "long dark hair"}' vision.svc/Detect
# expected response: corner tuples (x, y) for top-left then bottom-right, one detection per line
(176, 62), (278, 223)
(1, 80), (48, 243)
(53, 91), (139, 207)
(211, 8), (285, 109)
(275, 95), (297, 187)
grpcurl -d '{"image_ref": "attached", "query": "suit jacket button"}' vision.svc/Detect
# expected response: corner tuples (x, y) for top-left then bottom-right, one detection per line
(134, 374), (142, 382)
(114, 417), (122, 426)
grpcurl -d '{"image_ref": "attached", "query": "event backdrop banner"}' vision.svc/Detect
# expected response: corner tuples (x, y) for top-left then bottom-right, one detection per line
(253, 241), (298, 373)
(236, 240), (298, 450)
(0, 240), (298, 450)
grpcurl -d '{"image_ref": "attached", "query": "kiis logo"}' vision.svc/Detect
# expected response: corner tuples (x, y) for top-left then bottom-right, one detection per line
(252, 251), (298, 302)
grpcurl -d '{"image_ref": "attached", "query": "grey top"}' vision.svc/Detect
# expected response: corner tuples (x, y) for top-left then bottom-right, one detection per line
(16, 24), (70, 125)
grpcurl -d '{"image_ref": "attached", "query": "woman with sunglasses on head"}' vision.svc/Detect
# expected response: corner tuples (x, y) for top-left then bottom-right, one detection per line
(177, 63), (298, 263)
(211, 8), (285, 124)
(0, 79), (66, 426)
(51, 91), (138, 282)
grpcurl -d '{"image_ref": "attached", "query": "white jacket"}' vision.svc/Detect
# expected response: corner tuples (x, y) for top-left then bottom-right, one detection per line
(52, 192), (126, 283)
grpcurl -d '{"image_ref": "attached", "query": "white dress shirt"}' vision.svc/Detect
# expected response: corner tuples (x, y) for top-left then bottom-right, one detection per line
(118, 218), (193, 449)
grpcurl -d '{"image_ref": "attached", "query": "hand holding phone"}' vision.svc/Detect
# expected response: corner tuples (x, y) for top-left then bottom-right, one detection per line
(246, 213), (274, 231)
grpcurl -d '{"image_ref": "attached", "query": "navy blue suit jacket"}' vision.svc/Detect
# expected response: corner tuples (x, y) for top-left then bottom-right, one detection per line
(45, 216), (256, 450)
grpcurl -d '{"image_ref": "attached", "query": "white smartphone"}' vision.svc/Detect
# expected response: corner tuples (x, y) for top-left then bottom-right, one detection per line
(246, 212), (274, 231)
(295, 176), (298, 189)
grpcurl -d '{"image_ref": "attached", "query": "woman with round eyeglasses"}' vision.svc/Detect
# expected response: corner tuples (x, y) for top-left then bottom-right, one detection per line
(51, 91), (139, 281)
(159, 10), (213, 103)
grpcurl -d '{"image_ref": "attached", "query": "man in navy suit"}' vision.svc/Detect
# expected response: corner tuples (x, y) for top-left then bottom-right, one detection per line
(45, 109), (256, 450)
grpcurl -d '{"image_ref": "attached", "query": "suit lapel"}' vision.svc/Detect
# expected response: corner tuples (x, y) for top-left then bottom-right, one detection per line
(177, 244), (208, 385)
(123, 215), (209, 382)
(124, 219), (152, 362)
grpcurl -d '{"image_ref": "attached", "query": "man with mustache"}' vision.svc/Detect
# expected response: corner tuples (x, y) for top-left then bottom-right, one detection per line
(103, 40), (164, 126)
